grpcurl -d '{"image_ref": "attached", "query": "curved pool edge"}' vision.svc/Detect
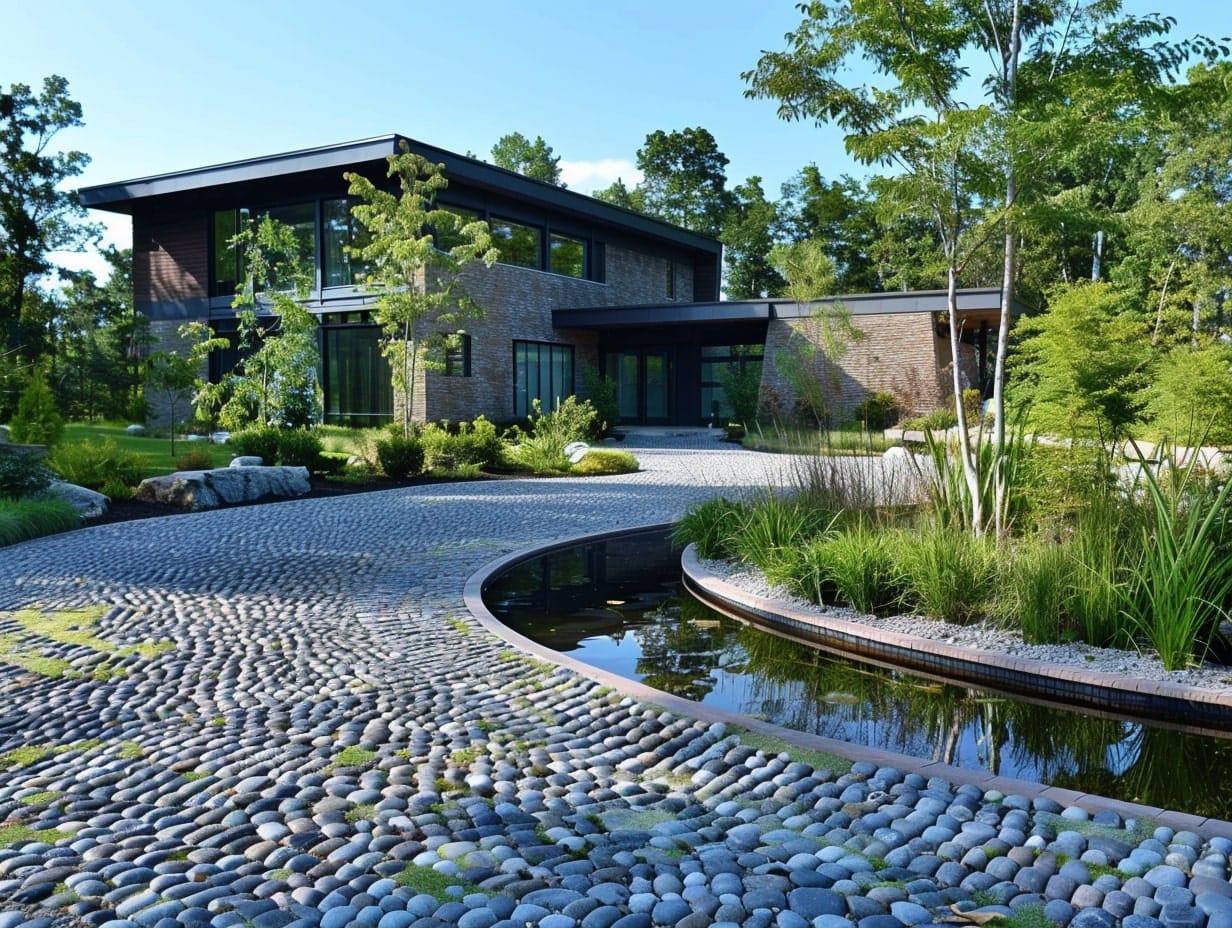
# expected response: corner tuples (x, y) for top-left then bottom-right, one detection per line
(681, 546), (1232, 731)
(464, 525), (1232, 840)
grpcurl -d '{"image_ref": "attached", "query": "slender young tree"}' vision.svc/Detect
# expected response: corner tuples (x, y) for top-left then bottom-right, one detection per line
(345, 149), (497, 437)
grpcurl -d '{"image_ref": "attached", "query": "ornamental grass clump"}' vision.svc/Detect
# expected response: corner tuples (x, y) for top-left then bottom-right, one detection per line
(672, 497), (747, 560)
(899, 523), (997, 625)
(815, 523), (906, 615)
(1122, 443), (1232, 670)
(730, 489), (837, 572)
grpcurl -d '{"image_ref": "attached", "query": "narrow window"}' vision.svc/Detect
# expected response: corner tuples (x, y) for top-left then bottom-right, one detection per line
(665, 260), (676, 299)
(323, 198), (371, 287)
(444, 333), (472, 377)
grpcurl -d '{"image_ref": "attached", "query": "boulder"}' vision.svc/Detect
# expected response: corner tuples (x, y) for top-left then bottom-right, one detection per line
(229, 456), (265, 468)
(43, 480), (108, 520)
(125, 424), (145, 436)
(134, 466), (311, 511)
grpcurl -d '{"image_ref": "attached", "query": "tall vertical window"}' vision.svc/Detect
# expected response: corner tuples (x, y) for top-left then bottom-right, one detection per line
(212, 208), (249, 296)
(322, 321), (393, 426)
(491, 217), (542, 269)
(323, 198), (371, 287)
(549, 233), (586, 278)
(514, 341), (574, 417)
(444, 333), (472, 377)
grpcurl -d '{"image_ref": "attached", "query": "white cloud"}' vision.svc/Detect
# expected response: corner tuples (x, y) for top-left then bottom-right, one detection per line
(559, 159), (643, 195)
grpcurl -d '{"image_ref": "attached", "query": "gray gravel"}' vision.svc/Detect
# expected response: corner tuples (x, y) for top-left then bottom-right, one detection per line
(0, 429), (1228, 928)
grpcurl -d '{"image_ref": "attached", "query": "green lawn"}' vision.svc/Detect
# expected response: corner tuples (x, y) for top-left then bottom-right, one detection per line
(61, 422), (232, 478)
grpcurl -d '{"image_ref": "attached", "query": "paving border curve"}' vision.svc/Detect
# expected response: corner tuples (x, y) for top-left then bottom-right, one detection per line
(464, 524), (1232, 841)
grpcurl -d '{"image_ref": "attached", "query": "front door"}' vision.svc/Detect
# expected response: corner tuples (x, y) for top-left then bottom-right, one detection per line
(606, 349), (673, 424)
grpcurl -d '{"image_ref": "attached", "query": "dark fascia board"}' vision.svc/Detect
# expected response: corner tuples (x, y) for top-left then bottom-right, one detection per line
(553, 288), (1020, 330)
(554, 301), (772, 328)
(768, 287), (1020, 319)
(79, 133), (722, 257)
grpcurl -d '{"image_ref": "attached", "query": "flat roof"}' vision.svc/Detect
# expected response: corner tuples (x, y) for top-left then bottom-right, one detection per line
(79, 134), (721, 256)
(553, 287), (1020, 329)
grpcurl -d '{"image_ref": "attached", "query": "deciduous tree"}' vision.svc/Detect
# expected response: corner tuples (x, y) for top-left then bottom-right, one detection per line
(491, 132), (563, 186)
(346, 148), (498, 437)
(0, 75), (97, 356)
(633, 127), (732, 237)
(721, 177), (785, 299)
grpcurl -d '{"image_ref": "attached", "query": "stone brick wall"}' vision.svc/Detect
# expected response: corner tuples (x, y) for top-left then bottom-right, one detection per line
(760, 312), (980, 424)
(143, 318), (209, 431)
(421, 244), (687, 422)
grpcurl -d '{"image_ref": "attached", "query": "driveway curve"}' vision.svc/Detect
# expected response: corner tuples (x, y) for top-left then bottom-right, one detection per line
(0, 430), (1227, 928)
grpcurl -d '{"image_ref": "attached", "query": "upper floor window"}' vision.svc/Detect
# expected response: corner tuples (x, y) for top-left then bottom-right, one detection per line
(323, 198), (372, 287)
(491, 217), (541, 269)
(211, 202), (316, 296)
(435, 206), (482, 252)
(549, 233), (586, 278)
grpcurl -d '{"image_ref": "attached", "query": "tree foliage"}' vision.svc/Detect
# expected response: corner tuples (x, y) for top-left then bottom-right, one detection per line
(346, 149), (497, 437)
(204, 215), (322, 430)
(0, 75), (97, 355)
(490, 132), (563, 185)
(632, 127), (732, 237)
(721, 176), (785, 299)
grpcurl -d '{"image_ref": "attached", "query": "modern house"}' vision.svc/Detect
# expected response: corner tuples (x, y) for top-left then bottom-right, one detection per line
(80, 135), (1006, 429)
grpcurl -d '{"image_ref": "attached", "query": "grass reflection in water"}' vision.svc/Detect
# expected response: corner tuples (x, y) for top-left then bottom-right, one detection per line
(485, 530), (1232, 819)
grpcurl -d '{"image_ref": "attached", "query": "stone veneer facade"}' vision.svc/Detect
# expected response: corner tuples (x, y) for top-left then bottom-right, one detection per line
(760, 312), (980, 423)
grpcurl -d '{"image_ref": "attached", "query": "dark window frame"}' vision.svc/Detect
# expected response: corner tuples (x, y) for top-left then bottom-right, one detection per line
(513, 340), (574, 418)
(444, 333), (472, 377)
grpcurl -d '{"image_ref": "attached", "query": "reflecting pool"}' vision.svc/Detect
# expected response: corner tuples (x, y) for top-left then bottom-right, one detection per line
(484, 528), (1232, 819)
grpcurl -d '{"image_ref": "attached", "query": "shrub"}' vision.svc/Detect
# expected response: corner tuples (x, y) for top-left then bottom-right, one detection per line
(0, 498), (80, 548)
(0, 450), (52, 500)
(1002, 538), (1073, 644)
(376, 434), (424, 479)
(581, 365), (619, 438)
(276, 429), (323, 471)
(901, 407), (957, 432)
(730, 490), (837, 571)
(8, 370), (64, 447)
(175, 449), (214, 471)
(673, 497), (746, 560)
(422, 417), (503, 471)
(570, 449), (638, 476)
(49, 440), (144, 494)
(853, 392), (900, 430)
(229, 425), (281, 464)
(512, 397), (599, 473)
(717, 356), (763, 427)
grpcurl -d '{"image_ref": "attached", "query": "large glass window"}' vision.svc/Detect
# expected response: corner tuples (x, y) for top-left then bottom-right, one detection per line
(514, 341), (574, 417)
(549, 233), (586, 278)
(322, 322), (394, 426)
(492, 217), (541, 269)
(323, 198), (371, 287)
(212, 202), (315, 294)
(435, 205), (482, 252)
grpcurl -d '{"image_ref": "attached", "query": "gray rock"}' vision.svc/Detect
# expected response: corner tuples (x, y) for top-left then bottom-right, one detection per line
(134, 465), (310, 510)
(44, 479), (107, 518)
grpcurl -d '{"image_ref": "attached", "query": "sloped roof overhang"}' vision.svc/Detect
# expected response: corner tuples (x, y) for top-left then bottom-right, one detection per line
(553, 287), (1020, 330)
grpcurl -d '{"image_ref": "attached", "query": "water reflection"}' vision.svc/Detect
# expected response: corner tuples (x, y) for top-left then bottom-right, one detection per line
(484, 529), (1232, 818)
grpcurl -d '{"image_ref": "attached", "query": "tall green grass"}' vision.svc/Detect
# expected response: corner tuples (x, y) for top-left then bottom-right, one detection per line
(729, 489), (837, 571)
(1123, 445), (1232, 670)
(0, 498), (81, 548)
(899, 524), (997, 625)
(794, 524), (905, 614)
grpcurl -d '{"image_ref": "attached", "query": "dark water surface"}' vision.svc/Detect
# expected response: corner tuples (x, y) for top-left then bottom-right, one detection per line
(483, 528), (1232, 820)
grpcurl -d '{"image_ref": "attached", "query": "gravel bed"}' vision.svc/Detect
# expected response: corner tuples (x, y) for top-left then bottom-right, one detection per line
(707, 562), (1232, 694)
(0, 437), (1228, 928)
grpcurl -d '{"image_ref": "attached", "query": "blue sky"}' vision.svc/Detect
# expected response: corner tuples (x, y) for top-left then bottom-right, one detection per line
(7, 0), (1230, 279)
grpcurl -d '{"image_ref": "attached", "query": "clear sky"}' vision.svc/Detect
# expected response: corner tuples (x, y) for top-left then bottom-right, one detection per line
(6, 0), (1231, 279)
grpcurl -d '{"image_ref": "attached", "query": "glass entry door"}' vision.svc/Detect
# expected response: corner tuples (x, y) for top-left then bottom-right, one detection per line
(606, 349), (672, 424)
